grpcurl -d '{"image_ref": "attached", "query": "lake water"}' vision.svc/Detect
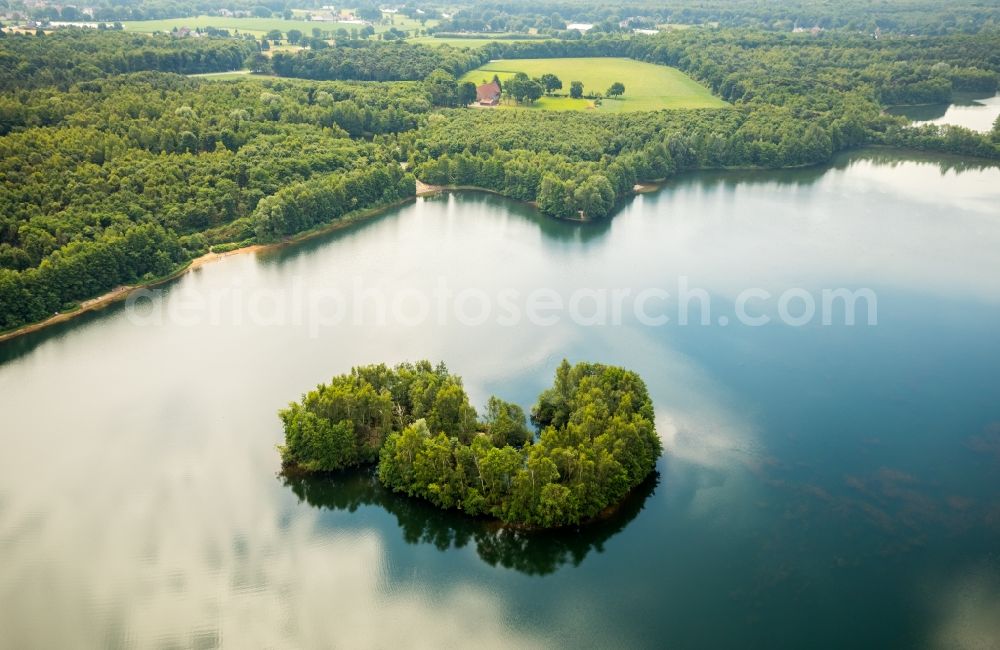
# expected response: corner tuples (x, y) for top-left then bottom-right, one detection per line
(887, 92), (1000, 132)
(1, 150), (999, 648)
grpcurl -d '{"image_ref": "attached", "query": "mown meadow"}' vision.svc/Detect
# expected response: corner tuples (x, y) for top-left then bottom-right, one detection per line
(458, 57), (729, 111)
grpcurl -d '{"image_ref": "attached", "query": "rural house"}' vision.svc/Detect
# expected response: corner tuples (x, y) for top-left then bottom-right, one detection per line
(476, 77), (502, 105)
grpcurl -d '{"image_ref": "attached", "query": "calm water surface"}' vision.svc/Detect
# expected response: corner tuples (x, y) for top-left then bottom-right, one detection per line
(888, 92), (1000, 132)
(1, 150), (999, 649)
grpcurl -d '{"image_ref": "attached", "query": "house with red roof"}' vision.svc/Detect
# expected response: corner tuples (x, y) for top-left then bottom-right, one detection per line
(476, 76), (502, 106)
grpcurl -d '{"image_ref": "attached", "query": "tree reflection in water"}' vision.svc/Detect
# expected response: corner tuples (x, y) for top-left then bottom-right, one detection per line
(281, 467), (659, 576)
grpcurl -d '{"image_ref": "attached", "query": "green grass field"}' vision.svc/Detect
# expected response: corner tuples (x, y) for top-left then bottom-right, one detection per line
(458, 57), (727, 112)
(123, 14), (434, 37)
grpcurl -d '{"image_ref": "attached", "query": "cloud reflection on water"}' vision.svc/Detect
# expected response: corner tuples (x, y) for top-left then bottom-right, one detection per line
(0, 421), (548, 649)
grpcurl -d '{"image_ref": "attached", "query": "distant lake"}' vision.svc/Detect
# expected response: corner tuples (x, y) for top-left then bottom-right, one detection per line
(1, 150), (999, 648)
(887, 92), (1000, 132)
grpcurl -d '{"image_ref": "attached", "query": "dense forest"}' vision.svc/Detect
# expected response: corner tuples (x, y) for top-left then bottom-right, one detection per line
(270, 41), (483, 82)
(0, 71), (424, 329)
(1, 21), (999, 331)
(0, 30), (256, 91)
(428, 0), (1000, 35)
(279, 360), (662, 528)
(12, 0), (996, 34)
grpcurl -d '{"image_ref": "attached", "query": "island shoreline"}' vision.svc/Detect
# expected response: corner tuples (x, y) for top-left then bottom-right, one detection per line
(279, 461), (660, 532)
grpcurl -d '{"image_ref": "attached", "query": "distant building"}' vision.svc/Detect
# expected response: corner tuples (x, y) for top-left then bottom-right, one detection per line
(50, 20), (98, 28)
(476, 77), (502, 106)
(567, 23), (593, 32)
(172, 26), (204, 38)
(792, 24), (824, 35)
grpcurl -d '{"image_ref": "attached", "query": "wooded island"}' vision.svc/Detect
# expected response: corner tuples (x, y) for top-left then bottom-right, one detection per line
(279, 360), (662, 528)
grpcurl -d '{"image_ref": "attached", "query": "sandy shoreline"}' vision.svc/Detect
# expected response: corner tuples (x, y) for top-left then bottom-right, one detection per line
(0, 195), (419, 343)
(1, 177), (676, 343)
(0, 245), (266, 343)
(415, 180), (543, 206)
(415, 179), (445, 196)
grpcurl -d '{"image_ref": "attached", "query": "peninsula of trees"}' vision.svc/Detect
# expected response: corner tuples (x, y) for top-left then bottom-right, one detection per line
(278, 360), (662, 528)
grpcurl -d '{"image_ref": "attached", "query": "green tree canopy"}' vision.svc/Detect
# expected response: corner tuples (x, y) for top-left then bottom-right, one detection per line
(539, 73), (563, 94)
(505, 72), (545, 104)
(458, 81), (478, 106)
(424, 68), (459, 106)
(279, 360), (662, 528)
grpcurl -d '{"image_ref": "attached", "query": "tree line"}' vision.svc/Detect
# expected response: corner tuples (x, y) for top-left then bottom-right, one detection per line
(0, 223), (183, 327)
(13, 0), (1000, 34)
(252, 163), (415, 242)
(0, 30), (256, 91)
(270, 41), (485, 82)
(429, 0), (1000, 36)
(21, 0), (290, 23)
